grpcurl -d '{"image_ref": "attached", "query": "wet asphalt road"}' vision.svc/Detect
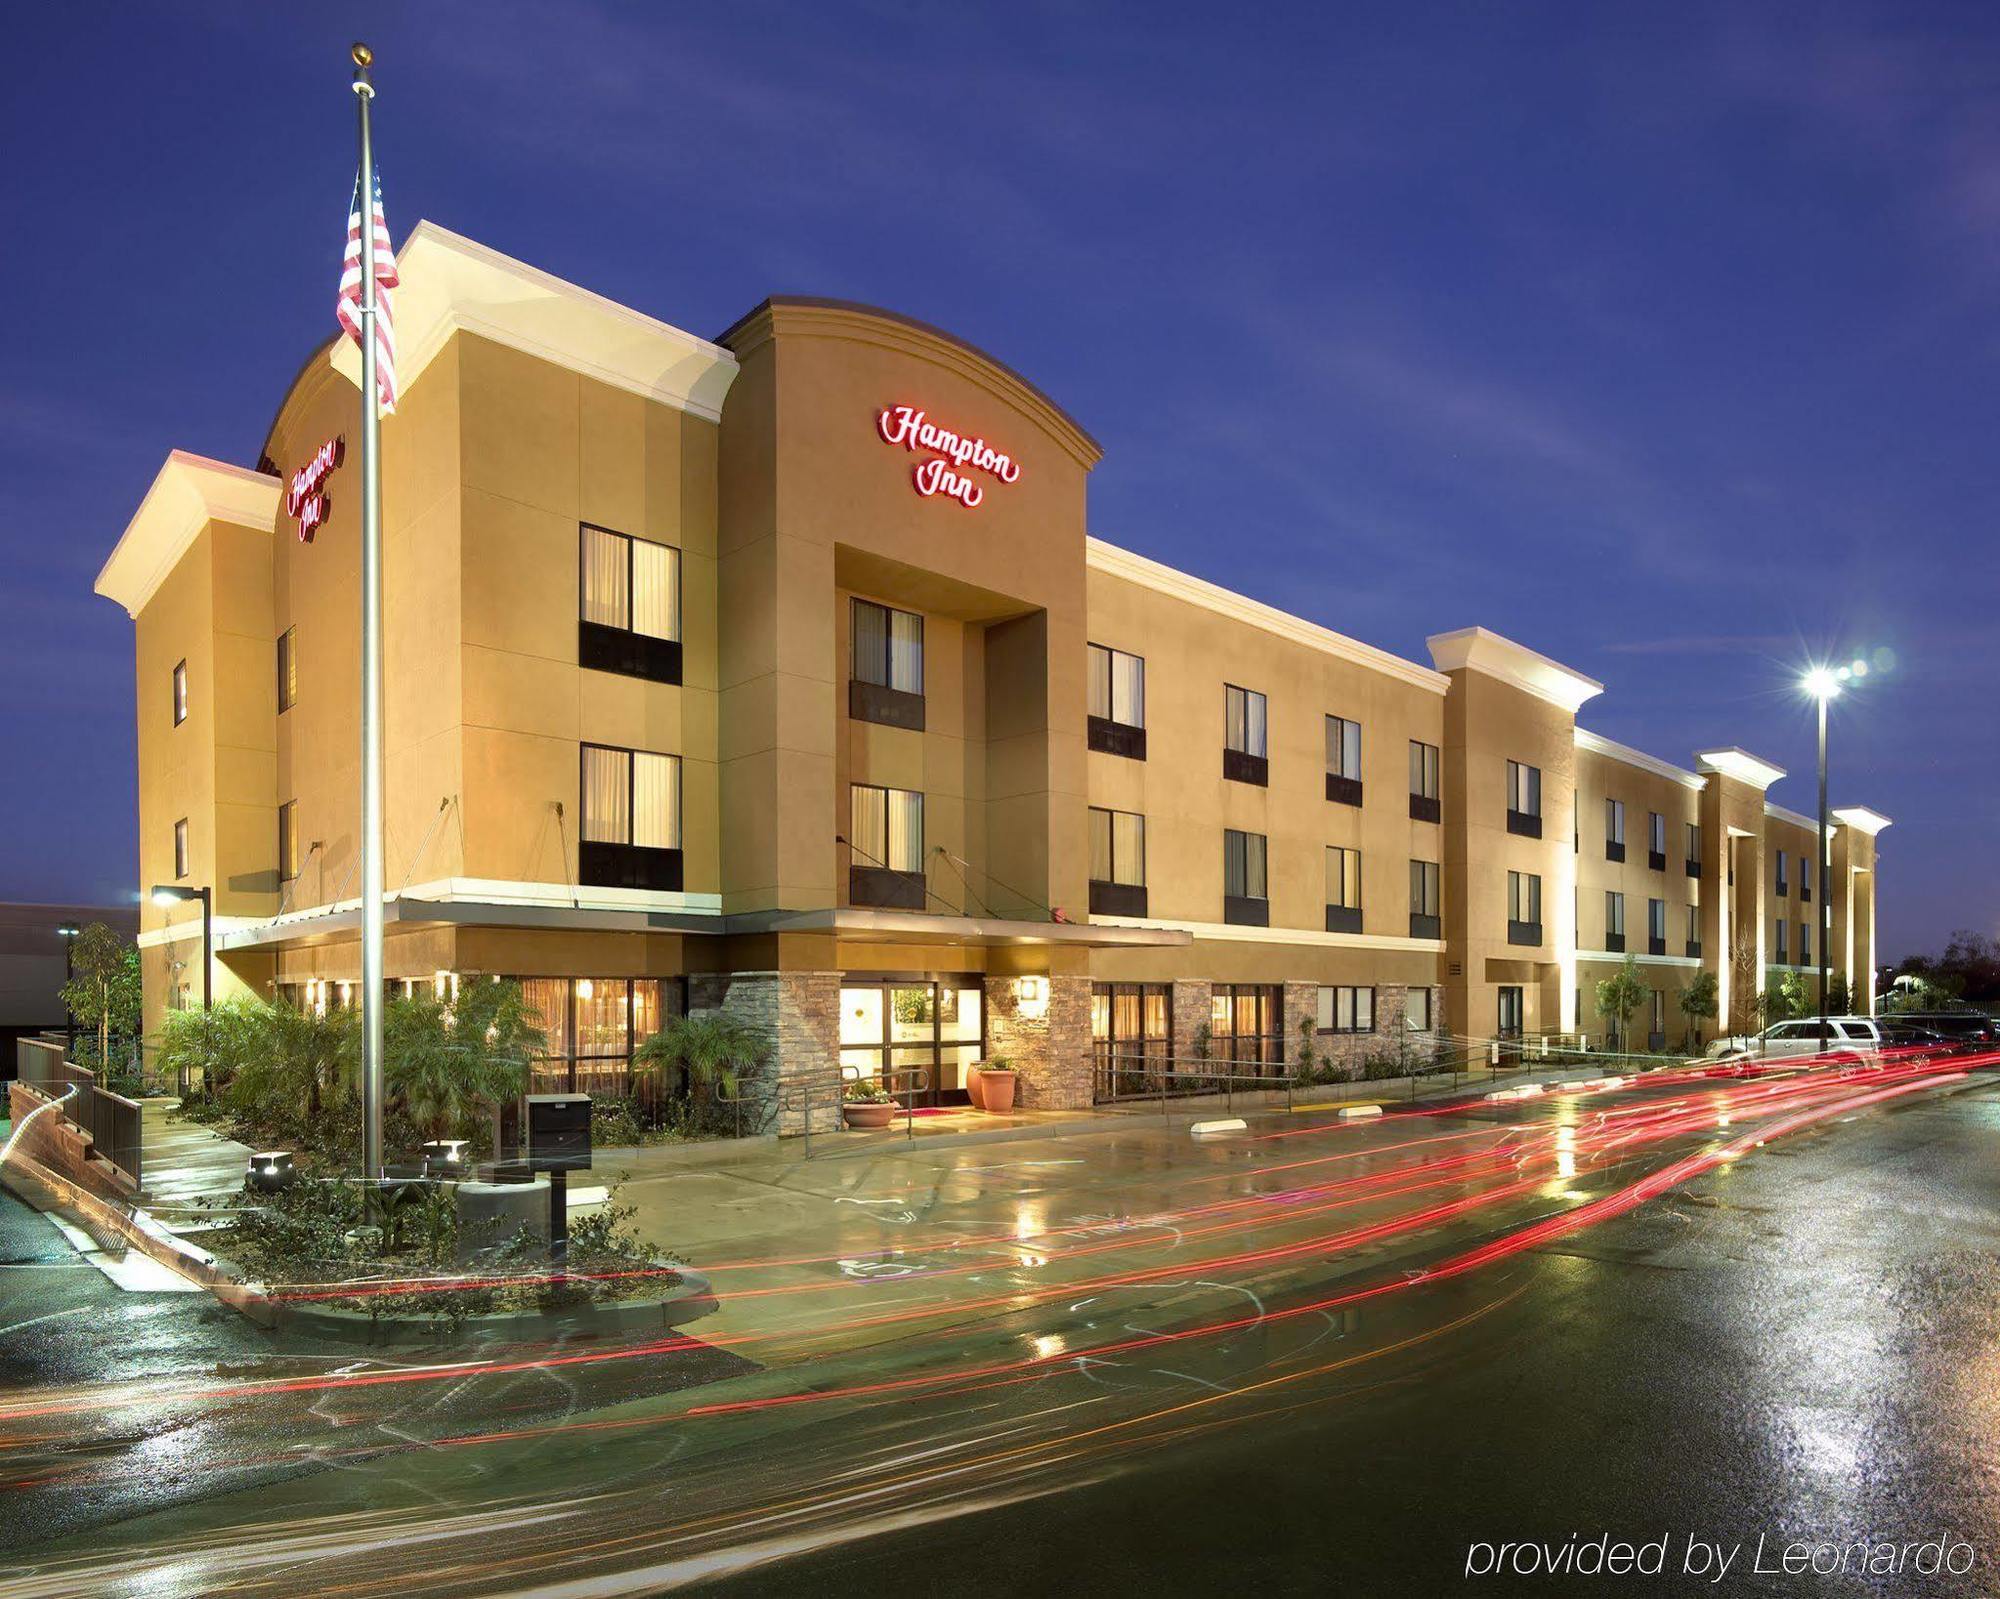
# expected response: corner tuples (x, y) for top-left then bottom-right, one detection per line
(2, 1065), (1996, 1596)
(736, 1079), (2000, 1598)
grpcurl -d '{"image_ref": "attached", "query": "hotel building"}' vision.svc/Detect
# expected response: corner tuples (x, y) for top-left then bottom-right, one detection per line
(96, 224), (1889, 1122)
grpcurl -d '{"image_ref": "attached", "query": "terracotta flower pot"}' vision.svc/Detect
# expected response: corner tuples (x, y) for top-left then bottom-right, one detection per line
(965, 1069), (988, 1111)
(842, 1101), (896, 1129)
(979, 1069), (1018, 1113)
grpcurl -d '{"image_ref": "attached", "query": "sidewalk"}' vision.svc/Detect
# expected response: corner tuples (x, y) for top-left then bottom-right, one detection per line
(137, 1099), (258, 1211)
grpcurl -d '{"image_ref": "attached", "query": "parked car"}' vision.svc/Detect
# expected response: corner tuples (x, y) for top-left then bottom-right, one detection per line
(1706, 1016), (1946, 1065)
(1879, 1012), (1999, 1051)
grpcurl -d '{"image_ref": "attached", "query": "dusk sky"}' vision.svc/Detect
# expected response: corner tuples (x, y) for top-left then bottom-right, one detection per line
(5, 2), (1993, 959)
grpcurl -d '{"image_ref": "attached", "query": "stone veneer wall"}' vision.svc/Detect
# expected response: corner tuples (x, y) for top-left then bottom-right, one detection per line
(1170, 979), (1213, 1063)
(688, 970), (841, 1135)
(984, 974), (1092, 1110)
(1305, 983), (1448, 1076)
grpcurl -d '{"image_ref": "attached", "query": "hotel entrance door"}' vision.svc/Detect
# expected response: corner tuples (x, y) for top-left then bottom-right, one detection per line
(838, 978), (984, 1105)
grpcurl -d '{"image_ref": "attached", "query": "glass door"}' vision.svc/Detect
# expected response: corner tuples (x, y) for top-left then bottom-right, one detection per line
(837, 978), (983, 1105)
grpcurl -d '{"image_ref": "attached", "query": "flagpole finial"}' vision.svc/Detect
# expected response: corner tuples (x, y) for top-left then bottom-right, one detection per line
(351, 41), (375, 95)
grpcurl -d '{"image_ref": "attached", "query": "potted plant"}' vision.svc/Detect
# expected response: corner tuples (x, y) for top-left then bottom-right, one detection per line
(841, 1079), (898, 1129)
(973, 1054), (1018, 1113)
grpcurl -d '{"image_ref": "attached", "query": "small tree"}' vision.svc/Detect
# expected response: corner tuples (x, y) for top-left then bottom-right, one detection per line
(1678, 970), (1719, 1050)
(62, 923), (142, 1074)
(1595, 954), (1648, 1051)
(382, 980), (544, 1144)
(1294, 1011), (1318, 1083)
(632, 1011), (769, 1106)
(1822, 973), (1853, 1016)
(1757, 970), (1806, 1028)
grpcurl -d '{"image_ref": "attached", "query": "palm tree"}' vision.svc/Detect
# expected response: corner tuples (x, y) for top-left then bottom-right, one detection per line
(383, 979), (545, 1143)
(632, 1011), (768, 1102)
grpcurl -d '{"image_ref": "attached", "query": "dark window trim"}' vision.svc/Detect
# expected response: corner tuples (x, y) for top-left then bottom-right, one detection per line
(1325, 772), (1363, 807)
(1223, 748), (1269, 786)
(1686, 858), (1701, 878)
(1605, 840), (1626, 863)
(1089, 880), (1148, 917)
(1087, 715), (1147, 760)
(1648, 936), (1667, 955)
(850, 865), (926, 910)
(1506, 809), (1542, 839)
(1604, 931), (1626, 953)
(1223, 894), (1270, 927)
(1409, 792), (1441, 823)
(1410, 912), (1442, 940)
(1648, 849), (1667, 872)
(849, 678), (926, 731)
(1506, 920), (1542, 947)
(1324, 904), (1363, 934)
(1686, 940), (1703, 960)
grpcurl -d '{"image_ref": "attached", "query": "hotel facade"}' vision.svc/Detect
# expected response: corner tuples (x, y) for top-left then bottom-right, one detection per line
(97, 224), (1890, 1122)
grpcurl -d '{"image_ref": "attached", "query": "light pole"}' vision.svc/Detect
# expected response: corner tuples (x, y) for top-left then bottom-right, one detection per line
(56, 922), (80, 1054)
(149, 884), (212, 1013)
(1802, 663), (1867, 1054)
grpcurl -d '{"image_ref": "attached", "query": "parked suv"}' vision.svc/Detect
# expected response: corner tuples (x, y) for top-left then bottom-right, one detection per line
(1878, 1012), (1998, 1051)
(1713, 1016), (1947, 1064)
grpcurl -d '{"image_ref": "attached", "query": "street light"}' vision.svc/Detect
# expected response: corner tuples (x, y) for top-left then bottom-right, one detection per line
(1801, 664), (1857, 1057)
(149, 884), (212, 1012)
(56, 923), (80, 1053)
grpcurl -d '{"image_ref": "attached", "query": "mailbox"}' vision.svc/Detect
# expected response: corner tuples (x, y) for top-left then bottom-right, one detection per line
(523, 1094), (593, 1172)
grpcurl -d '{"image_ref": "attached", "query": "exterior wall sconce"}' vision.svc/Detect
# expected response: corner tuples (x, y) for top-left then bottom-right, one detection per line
(1015, 975), (1049, 1018)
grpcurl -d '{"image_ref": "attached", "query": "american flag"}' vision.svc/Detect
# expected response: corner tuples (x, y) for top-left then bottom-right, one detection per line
(336, 166), (399, 414)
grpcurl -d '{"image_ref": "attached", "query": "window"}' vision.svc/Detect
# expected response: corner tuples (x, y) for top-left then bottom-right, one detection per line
(1775, 918), (1789, 964)
(277, 627), (297, 713)
(1686, 903), (1701, 956)
(1648, 811), (1667, 868)
(1604, 890), (1626, 949)
(1498, 985), (1525, 1037)
(518, 976), (684, 1095)
(580, 525), (682, 684)
(1325, 845), (1362, 933)
(851, 598), (923, 693)
(1087, 644), (1145, 727)
(580, 745), (682, 891)
(1210, 984), (1285, 1070)
(1650, 989), (1666, 1043)
(172, 817), (188, 880)
(1091, 982), (1169, 1093)
(1405, 987), (1434, 1031)
(1800, 921), (1811, 966)
(1508, 871), (1542, 943)
(1324, 714), (1362, 784)
(171, 660), (188, 726)
(1685, 821), (1701, 876)
(1223, 828), (1268, 918)
(1648, 897), (1666, 954)
(278, 800), (299, 883)
(1506, 760), (1542, 836)
(1088, 807), (1148, 916)
(1606, 798), (1625, 846)
(1409, 739), (1441, 821)
(1774, 849), (1788, 896)
(1224, 684), (1268, 784)
(849, 784), (924, 874)
(1410, 858), (1441, 938)
(1317, 985), (1375, 1034)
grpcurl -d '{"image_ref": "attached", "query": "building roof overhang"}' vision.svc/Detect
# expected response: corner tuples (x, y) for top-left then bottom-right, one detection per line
(1831, 806), (1893, 837)
(1574, 728), (1706, 791)
(1695, 747), (1788, 790)
(326, 221), (740, 422)
(94, 451), (280, 618)
(1425, 626), (1604, 713)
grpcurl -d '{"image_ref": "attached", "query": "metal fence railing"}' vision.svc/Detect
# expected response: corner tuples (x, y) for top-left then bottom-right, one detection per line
(13, 1038), (143, 1188)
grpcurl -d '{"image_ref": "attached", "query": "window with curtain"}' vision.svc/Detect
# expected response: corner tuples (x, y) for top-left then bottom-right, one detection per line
(277, 627), (297, 712)
(278, 800), (298, 882)
(1606, 798), (1625, 845)
(1406, 988), (1433, 1030)
(1507, 759), (1542, 817)
(1225, 684), (1267, 756)
(172, 660), (188, 726)
(850, 784), (924, 873)
(173, 818), (188, 879)
(1326, 846), (1361, 909)
(1509, 870), (1543, 923)
(1409, 740), (1440, 800)
(1410, 859), (1440, 917)
(581, 525), (680, 641)
(1326, 715), (1361, 778)
(1605, 891), (1625, 938)
(1650, 812), (1666, 855)
(1687, 821), (1701, 863)
(581, 745), (681, 849)
(1224, 829), (1267, 900)
(1088, 807), (1146, 886)
(1087, 644), (1145, 727)
(1316, 985), (1375, 1033)
(1648, 898), (1666, 940)
(852, 598), (924, 693)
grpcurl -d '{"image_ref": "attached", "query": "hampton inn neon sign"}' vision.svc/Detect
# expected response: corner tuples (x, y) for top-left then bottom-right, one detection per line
(286, 435), (345, 542)
(876, 405), (1021, 509)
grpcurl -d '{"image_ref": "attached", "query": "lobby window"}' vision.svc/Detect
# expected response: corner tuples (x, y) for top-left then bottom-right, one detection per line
(579, 744), (683, 892)
(1508, 870), (1543, 945)
(1325, 715), (1363, 806)
(1223, 828), (1268, 925)
(1210, 983), (1285, 1070)
(173, 817), (188, 880)
(1410, 858), (1441, 940)
(579, 525), (682, 686)
(1409, 739), (1441, 822)
(1648, 811), (1667, 871)
(1088, 806), (1147, 917)
(1648, 896), (1666, 955)
(850, 597), (925, 730)
(1506, 760), (1542, 838)
(278, 800), (299, 884)
(1774, 849), (1788, 896)
(1223, 684), (1268, 785)
(1092, 982), (1169, 1094)
(849, 784), (926, 910)
(1087, 644), (1146, 759)
(1604, 890), (1626, 951)
(277, 627), (297, 713)
(1605, 798), (1625, 862)
(1405, 987), (1434, 1032)
(1317, 985), (1375, 1035)
(1325, 845), (1362, 934)
(171, 660), (188, 726)
(1775, 918), (1789, 964)
(518, 976), (684, 1095)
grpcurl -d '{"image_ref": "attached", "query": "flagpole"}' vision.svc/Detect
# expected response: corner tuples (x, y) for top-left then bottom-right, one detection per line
(352, 42), (385, 1181)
